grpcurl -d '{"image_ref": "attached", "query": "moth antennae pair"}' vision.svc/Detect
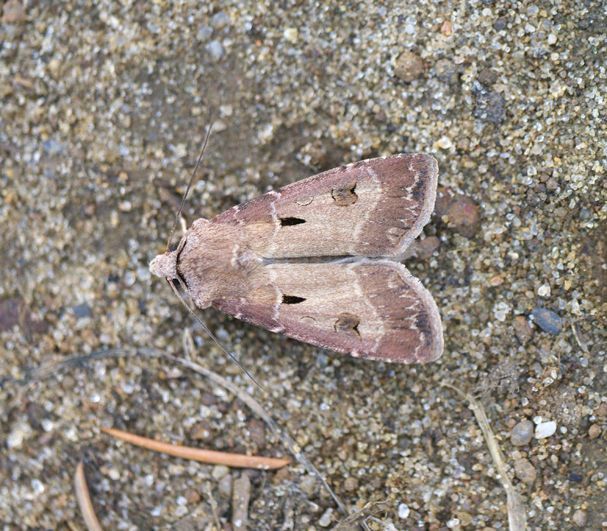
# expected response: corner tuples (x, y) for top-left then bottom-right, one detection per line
(168, 279), (265, 392)
(160, 115), (265, 388)
(165, 116), (214, 252)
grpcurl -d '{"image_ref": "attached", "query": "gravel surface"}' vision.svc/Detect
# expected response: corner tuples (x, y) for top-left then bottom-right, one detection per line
(1, 1), (605, 529)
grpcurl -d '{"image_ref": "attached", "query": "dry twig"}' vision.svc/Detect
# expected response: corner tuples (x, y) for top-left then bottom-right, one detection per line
(102, 426), (290, 469)
(232, 472), (251, 530)
(179, 331), (349, 518)
(74, 461), (103, 531)
(4, 345), (353, 527)
(443, 384), (527, 531)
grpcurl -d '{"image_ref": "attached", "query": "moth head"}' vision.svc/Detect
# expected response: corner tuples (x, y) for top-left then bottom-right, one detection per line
(149, 250), (178, 280)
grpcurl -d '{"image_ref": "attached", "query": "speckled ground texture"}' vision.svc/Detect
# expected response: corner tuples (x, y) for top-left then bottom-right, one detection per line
(1, 1), (605, 530)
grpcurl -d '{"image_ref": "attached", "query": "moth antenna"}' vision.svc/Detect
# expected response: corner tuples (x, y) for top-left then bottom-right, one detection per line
(165, 115), (215, 252)
(168, 279), (265, 392)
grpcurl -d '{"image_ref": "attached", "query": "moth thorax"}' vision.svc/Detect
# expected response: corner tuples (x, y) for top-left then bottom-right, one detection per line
(149, 251), (178, 280)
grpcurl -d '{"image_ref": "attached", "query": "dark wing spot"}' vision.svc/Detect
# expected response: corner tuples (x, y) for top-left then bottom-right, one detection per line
(331, 183), (358, 206)
(282, 295), (306, 304)
(280, 217), (306, 226)
(334, 312), (361, 336)
(415, 311), (433, 346)
(411, 176), (427, 202)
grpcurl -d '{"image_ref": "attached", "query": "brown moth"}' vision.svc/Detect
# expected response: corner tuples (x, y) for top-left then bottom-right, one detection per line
(150, 154), (443, 363)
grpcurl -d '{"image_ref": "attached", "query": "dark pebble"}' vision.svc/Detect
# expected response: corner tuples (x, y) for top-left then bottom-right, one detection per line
(478, 68), (498, 86)
(72, 303), (92, 319)
(473, 84), (506, 124)
(0, 297), (20, 332)
(494, 17), (508, 31)
(531, 308), (563, 335)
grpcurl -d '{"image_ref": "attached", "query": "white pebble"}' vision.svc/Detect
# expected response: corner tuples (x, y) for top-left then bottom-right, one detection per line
(283, 28), (298, 43)
(537, 284), (551, 297)
(7, 422), (32, 449)
(447, 518), (461, 528)
(435, 136), (453, 150)
(319, 508), (333, 527)
(535, 420), (557, 439)
(398, 503), (410, 519)
(31, 479), (45, 494)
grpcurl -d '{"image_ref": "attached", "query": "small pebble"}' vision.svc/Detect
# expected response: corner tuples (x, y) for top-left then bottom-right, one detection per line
(439, 192), (481, 238)
(7, 422), (31, 449)
(435, 136), (453, 150)
(514, 458), (537, 484)
(318, 508), (333, 527)
(189, 421), (212, 441)
(197, 25), (213, 41)
(414, 236), (440, 259)
(300, 475), (316, 496)
(206, 40), (224, 61)
(0, 298), (21, 332)
(212, 465), (230, 480)
(535, 420), (557, 439)
(568, 472), (583, 483)
(211, 11), (230, 28)
(446, 518), (460, 529)
(531, 308), (563, 335)
(513, 316), (534, 344)
(440, 19), (452, 37)
(588, 424), (602, 439)
(434, 58), (460, 84)
(283, 27), (298, 43)
(72, 303), (92, 319)
(343, 477), (359, 492)
(457, 512), (473, 526)
(478, 68), (498, 86)
(218, 474), (233, 498)
(185, 489), (201, 504)
(572, 509), (587, 527)
(247, 418), (266, 448)
(537, 284), (551, 297)
(494, 17), (507, 30)
(473, 85), (506, 124)
(2, 0), (25, 23)
(510, 419), (534, 446)
(394, 51), (425, 82)
(398, 503), (410, 519)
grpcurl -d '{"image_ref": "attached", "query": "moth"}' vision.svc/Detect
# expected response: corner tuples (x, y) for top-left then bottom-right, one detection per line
(150, 153), (443, 363)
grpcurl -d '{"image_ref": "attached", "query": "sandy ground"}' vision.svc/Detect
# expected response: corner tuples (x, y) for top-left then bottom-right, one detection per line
(1, 1), (605, 529)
